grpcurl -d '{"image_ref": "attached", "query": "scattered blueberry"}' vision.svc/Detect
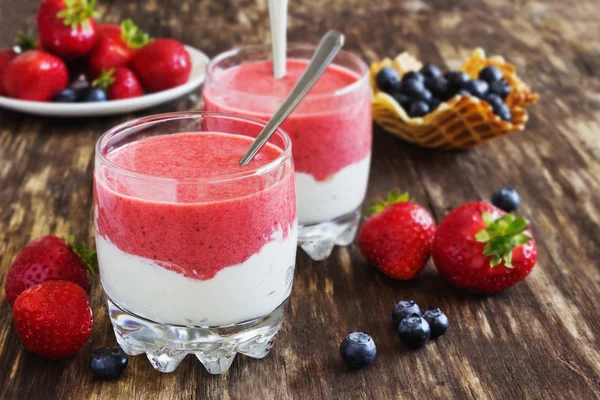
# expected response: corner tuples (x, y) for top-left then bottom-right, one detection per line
(491, 187), (520, 212)
(479, 66), (504, 83)
(420, 64), (442, 80)
(339, 332), (376, 369)
(90, 347), (128, 379)
(422, 308), (449, 339)
(376, 67), (401, 93)
(463, 79), (489, 98)
(401, 78), (426, 98)
(495, 103), (512, 121)
(391, 298), (422, 325)
(53, 88), (78, 103)
(402, 71), (425, 83)
(398, 314), (431, 350)
(80, 87), (107, 102)
(409, 101), (430, 118)
(392, 92), (411, 109)
(444, 71), (470, 91)
(489, 80), (510, 100)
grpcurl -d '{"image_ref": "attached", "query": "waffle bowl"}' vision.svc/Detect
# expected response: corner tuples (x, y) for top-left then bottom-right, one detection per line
(370, 48), (539, 149)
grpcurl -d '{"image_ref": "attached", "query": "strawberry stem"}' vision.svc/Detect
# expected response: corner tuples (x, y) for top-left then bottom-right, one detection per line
(366, 190), (409, 214)
(92, 68), (116, 90)
(57, 0), (98, 29)
(120, 19), (151, 49)
(15, 31), (37, 53)
(67, 236), (99, 276)
(475, 211), (531, 268)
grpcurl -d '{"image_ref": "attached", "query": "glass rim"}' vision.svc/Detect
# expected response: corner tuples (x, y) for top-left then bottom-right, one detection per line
(95, 111), (292, 184)
(205, 42), (370, 100)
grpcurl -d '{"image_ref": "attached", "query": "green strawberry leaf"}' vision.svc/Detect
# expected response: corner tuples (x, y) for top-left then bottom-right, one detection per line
(92, 68), (116, 90)
(366, 190), (409, 215)
(57, 0), (98, 29)
(68, 235), (99, 276)
(120, 19), (152, 49)
(475, 211), (531, 269)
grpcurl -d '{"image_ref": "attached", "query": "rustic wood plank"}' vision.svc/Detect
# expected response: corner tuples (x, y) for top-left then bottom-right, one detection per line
(0, 0), (599, 399)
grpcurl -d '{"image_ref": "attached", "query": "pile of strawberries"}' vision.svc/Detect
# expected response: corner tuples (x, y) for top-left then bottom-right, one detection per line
(0, 0), (192, 102)
(5, 236), (97, 359)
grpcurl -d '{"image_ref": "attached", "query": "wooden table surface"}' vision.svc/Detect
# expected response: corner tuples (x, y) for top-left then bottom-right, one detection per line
(1, 0), (599, 399)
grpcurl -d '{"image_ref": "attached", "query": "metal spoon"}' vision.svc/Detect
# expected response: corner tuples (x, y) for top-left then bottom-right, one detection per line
(239, 30), (345, 166)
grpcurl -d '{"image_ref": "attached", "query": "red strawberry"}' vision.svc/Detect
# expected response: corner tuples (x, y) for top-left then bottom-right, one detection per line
(131, 39), (192, 92)
(96, 23), (121, 40)
(92, 67), (144, 100)
(432, 201), (537, 295)
(86, 19), (151, 79)
(0, 32), (39, 95)
(13, 280), (93, 359)
(4, 50), (69, 101)
(37, 0), (98, 60)
(5, 236), (97, 306)
(358, 191), (436, 280)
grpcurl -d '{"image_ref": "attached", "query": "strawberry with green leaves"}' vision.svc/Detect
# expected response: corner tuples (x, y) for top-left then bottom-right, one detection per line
(358, 191), (437, 280)
(92, 67), (144, 100)
(432, 201), (537, 294)
(5, 236), (97, 306)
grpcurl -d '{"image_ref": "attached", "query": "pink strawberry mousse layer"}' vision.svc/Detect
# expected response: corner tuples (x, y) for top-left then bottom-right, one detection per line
(203, 59), (372, 182)
(95, 132), (296, 281)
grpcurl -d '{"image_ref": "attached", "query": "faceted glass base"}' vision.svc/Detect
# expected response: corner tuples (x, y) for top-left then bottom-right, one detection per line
(298, 208), (361, 261)
(107, 295), (287, 374)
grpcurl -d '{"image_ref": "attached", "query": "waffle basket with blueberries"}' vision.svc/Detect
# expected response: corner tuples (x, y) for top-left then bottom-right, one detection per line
(371, 48), (539, 149)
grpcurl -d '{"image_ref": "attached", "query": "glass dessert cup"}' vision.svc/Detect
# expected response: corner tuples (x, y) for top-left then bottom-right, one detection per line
(203, 44), (372, 261)
(94, 111), (297, 373)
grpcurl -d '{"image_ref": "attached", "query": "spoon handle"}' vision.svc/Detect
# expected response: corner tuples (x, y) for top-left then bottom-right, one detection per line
(239, 30), (345, 166)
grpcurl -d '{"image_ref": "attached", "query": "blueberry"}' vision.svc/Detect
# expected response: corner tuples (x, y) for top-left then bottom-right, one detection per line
(53, 88), (78, 103)
(409, 101), (430, 117)
(420, 64), (442, 80)
(402, 71), (425, 83)
(90, 347), (128, 379)
(398, 314), (431, 350)
(444, 71), (470, 91)
(410, 88), (433, 103)
(80, 87), (107, 102)
(489, 80), (510, 100)
(485, 93), (504, 108)
(391, 298), (422, 325)
(376, 67), (401, 93)
(491, 187), (520, 212)
(401, 78), (426, 97)
(429, 97), (441, 110)
(339, 332), (376, 368)
(495, 103), (512, 121)
(479, 66), (504, 83)
(463, 79), (489, 98)
(422, 308), (449, 339)
(392, 92), (410, 110)
(425, 77), (448, 100)
(456, 89), (471, 97)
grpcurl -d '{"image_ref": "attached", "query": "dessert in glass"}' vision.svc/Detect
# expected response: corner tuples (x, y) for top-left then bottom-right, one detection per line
(94, 111), (297, 373)
(203, 44), (372, 260)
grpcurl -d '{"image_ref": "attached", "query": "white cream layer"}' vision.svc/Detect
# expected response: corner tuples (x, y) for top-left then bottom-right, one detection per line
(96, 224), (297, 327)
(295, 154), (371, 225)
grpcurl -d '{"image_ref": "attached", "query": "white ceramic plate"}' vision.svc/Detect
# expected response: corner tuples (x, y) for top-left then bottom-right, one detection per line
(0, 45), (209, 117)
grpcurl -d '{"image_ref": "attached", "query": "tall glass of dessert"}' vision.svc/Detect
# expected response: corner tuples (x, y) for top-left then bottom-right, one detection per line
(94, 111), (297, 373)
(203, 44), (371, 260)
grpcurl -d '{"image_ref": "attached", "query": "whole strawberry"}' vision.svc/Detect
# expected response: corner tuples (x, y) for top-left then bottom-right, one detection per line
(432, 201), (537, 294)
(92, 67), (144, 100)
(358, 191), (436, 280)
(131, 38), (191, 92)
(5, 236), (97, 306)
(0, 32), (38, 96)
(13, 280), (93, 359)
(37, 0), (98, 60)
(4, 50), (69, 101)
(86, 19), (151, 79)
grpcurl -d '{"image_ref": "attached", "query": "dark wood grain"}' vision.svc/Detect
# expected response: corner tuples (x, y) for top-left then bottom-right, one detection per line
(1, 0), (599, 399)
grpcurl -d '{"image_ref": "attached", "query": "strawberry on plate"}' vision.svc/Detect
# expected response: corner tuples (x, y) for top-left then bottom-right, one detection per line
(37, 0), (98, 60)
(358, 191), (437, 280)
(92, 67), (144, 100)
(3, 50), (69, 101)
(13, 280), (93, 359)
(131, 38), (192, 92)
(96, 23), (121, 40)
(5, 236), (97, 306)
(0, 32), (39, 96)
(432, 201), (537, 295)
(86, 19), (151, 79)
